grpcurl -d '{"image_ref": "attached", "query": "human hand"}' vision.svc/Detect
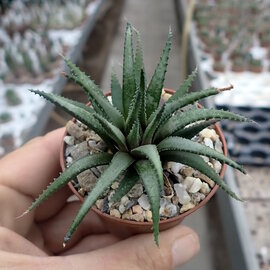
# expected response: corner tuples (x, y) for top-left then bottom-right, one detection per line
(0, 128), (199, 269)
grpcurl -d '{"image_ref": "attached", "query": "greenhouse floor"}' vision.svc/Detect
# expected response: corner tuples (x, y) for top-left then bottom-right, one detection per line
(44, 0), (231, 269)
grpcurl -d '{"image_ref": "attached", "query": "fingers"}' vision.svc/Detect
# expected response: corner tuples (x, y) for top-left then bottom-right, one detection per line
(0, 128), (73, 222)
(0, 227), (47, 257)
(60, 234), (121, 255)
(62, 225), (200, 270)
(0, 128), (64, 199)
(39, 202), (110, 254)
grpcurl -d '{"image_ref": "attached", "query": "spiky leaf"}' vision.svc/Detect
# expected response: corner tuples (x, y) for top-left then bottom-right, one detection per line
(111, 70), (123, 113)
(155, 108), (252, 142)
(175, 120), (218, 139)
(157, 136), (246, 173)
(125, 87), (141, 133)
(161, 151), (242, 200)
(145, 30), (172, 118)
(127, 120), (141, 149)
(132, 145), (163, 191)
(64, 152), (134, 245)
(134, 30), (145, 87)
(135, 160), (160, 246)
(139, 69), (147, 128)
(64, 57), (124, 129)
(29, 90), (114, 148)
(167, 68), (197, 103)
(94, 113), (128, 152)
(111, 168), (139, 203)
(122, 23), (136, 118)
(160, 87), (226, 126)
(26, 153), (112, 213)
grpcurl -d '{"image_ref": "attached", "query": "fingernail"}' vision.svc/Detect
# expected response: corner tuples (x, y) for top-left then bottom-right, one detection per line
(172, 234), (199, 267)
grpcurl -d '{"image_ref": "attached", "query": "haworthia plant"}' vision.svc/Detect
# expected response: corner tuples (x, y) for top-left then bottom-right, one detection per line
(25, 23), (250, 246)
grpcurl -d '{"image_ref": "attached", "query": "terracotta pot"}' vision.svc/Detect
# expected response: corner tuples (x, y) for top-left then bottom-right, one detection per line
(60, 88), (228, 238)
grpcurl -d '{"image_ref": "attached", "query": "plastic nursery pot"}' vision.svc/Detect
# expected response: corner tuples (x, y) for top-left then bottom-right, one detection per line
(60, 88), (228, 238)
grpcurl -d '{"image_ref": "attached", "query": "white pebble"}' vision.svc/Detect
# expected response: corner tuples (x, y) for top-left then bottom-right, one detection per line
(138, 194), (150, 210)
(200, 182), (211, 195)
(64, 135), (75, 146)
(204, 138), (214, 149)
(189, 178), (203, 193)
(171, 162), (184, 174)
(180, 202), (195, 213)
(174, 183), (191, 204)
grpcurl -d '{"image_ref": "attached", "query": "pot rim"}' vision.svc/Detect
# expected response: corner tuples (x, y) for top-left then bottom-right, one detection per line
(60, 88), (227, 226)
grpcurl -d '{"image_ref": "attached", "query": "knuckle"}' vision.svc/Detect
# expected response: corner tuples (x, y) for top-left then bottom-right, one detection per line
(134, 245), (171, 270)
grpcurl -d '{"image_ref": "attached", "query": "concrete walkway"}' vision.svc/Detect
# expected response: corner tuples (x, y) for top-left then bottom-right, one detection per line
(101, 1), (228, 269)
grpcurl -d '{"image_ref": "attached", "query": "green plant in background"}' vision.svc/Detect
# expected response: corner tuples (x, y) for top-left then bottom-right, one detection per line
(5, 89), (22, 106)
(0, 112), (12, 123)
(24, 23), (251, 246)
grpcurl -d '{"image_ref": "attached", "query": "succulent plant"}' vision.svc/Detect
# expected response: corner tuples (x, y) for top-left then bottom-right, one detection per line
(25, 23), (251, 246)
(5, 88), (22, 106)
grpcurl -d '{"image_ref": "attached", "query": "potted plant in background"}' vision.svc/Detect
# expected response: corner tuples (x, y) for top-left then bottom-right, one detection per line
(231, 57), (246, 73)
(248, 57), (263, 73)
(21, 23), (251, 246)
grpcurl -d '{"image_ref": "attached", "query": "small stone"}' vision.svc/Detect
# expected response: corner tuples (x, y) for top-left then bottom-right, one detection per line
(170, 162), (185, 174)
(207, 162), (214, 168)
(180, 202), (195, 213)
(66, 121), (87, 140)
(130, 213), (144, 222)
(174, 183), (191, 205)
(95, 199), (103, 210)
(78, 188), (85, 196)
(172, 196), (179, 205)
(144, 210), (152, 222)
(64, 135), (75, 146)
(87, 140), (99, 152)
(77, 169), (97, 192)
(132, 205), (143, 214)
(108, 190), (115, 201)
(175, 173), (184, 183)
(213, 160), (222, 173)
(111, 182), (119, 190)
(200, 128), (219, 141)
(138, 194), (150, 210)
(122, 209), (132, 220)
(183, 176), (196, 190)
(125, 199), (137, 210)
(204, 138), (214, 149)
(128, 183), (143, 198)
(181, 167), (194, 177)
(97, 141), (107, 151)
(101, 197), (109, 213)
(66, 156), (73, 166)
(200, 182), (211, 195)
(201, 155), (210, 163)
(215, 139), (223, 153)
(120, 195), (130, 206)
(190, 192), (205, 204)
(119, 204), (126, 214)
(65, 145), (75, 156)
(195, 173), (215, 188)
(110, 209), (121, 218)
(189, 178), (203, 193)
(159, 198), (178, 218)
(71, 141), (89, 160)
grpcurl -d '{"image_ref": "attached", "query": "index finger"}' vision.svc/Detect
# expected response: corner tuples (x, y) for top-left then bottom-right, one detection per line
(0, 128), (71, 222)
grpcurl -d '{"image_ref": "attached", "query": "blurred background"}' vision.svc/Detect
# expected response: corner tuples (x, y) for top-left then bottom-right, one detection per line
(0, 0), (269, 269)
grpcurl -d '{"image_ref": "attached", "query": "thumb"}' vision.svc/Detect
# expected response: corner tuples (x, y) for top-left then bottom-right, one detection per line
(65, 225), (200, 270)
